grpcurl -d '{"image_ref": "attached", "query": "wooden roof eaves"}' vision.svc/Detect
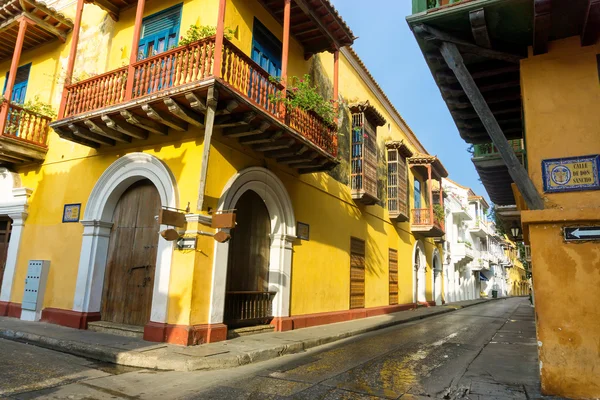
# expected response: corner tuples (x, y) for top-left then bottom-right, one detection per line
(385, 140), (414, 158)
(349, 100), (387, 127)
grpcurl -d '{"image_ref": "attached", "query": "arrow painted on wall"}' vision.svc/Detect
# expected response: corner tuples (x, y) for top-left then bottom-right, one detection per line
(571, 228), (600, 238)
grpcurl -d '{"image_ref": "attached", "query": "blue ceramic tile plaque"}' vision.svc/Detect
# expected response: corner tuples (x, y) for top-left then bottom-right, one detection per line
(542, 155), (600, 193)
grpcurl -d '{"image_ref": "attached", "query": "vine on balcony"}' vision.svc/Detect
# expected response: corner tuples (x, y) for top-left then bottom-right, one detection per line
(178, 24), (235, 46)
(268, 74), (335, 125)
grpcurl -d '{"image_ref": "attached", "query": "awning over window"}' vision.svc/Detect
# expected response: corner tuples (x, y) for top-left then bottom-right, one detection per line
(479, 272), (490, 282)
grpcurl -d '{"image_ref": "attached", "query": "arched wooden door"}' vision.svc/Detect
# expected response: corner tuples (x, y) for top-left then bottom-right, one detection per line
(101, 180), (160, 326)
(224, 190), (272, 328)
(0, 217), (12, 291)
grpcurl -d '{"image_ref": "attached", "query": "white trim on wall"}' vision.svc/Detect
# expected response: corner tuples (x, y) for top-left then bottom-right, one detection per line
(209, 167), (296, 325)
(0, 168), (32, 303)
(72, 153), (178, 324)
(412, 240), (427, 303)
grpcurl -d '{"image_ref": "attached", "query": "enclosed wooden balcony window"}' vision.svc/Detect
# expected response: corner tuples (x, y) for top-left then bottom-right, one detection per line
(350, 101), (386, 205)
(386, 140), (413, 222)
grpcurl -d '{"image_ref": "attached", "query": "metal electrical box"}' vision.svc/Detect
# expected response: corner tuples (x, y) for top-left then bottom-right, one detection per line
(21, 260), (50, 322)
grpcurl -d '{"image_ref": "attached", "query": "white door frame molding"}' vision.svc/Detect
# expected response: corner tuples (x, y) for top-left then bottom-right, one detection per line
(412, 240), (427, 303)
(209, 167), (296, 324)
(432, 249), (442, 304)
(72, 153), (178, 324)
(0, 168), (32, 303)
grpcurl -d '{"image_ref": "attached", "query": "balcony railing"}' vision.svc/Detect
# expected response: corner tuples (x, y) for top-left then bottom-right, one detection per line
(412, 208), (445, 231)
(1, 101), (50, 147)
(473, 139), (524, 158)
(60, 36), (337, 157)
(224, 291), (276, 328)
(412, 0), (464, 13)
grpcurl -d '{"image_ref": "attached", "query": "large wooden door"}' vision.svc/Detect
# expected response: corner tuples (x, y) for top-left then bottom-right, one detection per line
(224, 190), (272, 327)
(227, 190), (271, 292)
(101, 180), (160, 326)
(0, 217), (12, 291)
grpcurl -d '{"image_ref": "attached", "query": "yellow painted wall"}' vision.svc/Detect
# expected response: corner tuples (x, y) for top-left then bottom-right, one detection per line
(520, 36), (600, 398)
(521, 37), (600, 209)
(4, 0), (443, 329)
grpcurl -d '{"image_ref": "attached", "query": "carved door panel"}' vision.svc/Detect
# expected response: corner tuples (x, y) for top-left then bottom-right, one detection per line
(101, 180), (160, 326)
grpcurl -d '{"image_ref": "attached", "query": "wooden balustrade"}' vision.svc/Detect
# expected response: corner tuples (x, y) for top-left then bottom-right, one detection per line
(221, 38), (283, 117)
(412, 208), (432, 225)
(60, 36), (337, 157)
(2, 102), (50, 147)
(286, 106), (338, 157)
(224, 291), (276, 327)
(131, 37), (215, 100)
(64, 67), (128, 117)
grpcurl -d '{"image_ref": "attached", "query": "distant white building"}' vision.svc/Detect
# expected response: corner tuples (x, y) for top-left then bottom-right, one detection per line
(442, 179), (511, 303)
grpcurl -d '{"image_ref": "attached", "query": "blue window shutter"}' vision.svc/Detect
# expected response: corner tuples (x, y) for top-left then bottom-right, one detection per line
(141, 5), (182, 39)
(3, 63), (31, 104)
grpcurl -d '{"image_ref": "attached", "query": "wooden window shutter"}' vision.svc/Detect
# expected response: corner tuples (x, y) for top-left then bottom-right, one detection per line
(351, 113), (378, 204)
(389, 249), (398, 305)
(387, 148), (409, 221)
(350, 237), (366, 309)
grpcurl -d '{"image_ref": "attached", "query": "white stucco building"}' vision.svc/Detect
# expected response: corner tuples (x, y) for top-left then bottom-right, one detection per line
(442, 179), (512, 303)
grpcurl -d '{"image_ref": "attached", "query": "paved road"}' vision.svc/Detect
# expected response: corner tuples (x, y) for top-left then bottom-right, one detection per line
(0, 298), (541, 399)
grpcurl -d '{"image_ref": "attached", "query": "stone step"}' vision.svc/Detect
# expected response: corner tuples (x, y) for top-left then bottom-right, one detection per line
(88, 321), (144, 339)
(227, 324), (274, 339)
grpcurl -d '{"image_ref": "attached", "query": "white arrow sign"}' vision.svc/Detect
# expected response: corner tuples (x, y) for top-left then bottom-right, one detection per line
(571, 228), (600, 239)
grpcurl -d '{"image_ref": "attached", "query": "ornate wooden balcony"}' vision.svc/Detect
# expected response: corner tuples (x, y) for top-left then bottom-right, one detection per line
(51, 37), (338, 172)
(0, 101), (50, 165)
(411, 208), (445, 237)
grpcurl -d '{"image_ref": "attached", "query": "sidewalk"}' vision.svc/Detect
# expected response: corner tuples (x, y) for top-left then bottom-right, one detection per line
(0, 298), (502, 372)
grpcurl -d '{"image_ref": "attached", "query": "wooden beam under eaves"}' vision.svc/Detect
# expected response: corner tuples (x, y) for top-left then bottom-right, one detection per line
(294, 0), (340, 52)
(533, 0), (552, 55)
(469, 8), (492, 48)
(581, 0), (600, 46)
(439, 42), (544, 211)
(414, 24), (524, 63)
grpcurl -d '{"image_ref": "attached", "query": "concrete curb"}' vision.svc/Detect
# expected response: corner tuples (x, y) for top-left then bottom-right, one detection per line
(0, 299), (502, 372)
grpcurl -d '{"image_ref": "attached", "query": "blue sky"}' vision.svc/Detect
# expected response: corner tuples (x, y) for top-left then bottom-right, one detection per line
(330, 0), (490, 201)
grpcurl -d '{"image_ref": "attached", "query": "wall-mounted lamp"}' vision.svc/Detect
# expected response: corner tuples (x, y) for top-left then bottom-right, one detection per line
(511, 223), (521, 239)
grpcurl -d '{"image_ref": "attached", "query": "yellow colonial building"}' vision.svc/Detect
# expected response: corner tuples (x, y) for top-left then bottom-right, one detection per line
(0, 0), (448, 345)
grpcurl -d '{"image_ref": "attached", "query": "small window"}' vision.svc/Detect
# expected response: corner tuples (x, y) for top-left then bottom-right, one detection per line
(414, 179), (421, 209)
(389, 249), (398, 305)
(350, 237), (366, 309)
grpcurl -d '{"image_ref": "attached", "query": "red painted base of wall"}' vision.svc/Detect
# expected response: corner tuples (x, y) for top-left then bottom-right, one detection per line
(417, 301), (436, 308)
(41, 308), (101, 329)
(0, 301), (22, 319)
(144, 322), (228, 346)
(283, 302), (417, 330)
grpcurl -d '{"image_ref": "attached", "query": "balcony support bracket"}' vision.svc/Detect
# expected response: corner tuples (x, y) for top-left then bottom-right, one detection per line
(84, 120), (131, 143)
(101, 115), (149, 140)
(439, 41), (544, 210)
(197, 87), (219, 211)
(164, 98), (204, 127)
(142, 104), (187, 132)
(120, 110), (167, 136)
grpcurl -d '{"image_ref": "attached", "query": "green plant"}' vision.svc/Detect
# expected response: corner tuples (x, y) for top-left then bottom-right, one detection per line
(179, 24), (235, 46)
(268, 74), (336, 125)
(2, 95), (56, 119)
(433, 204), (445, 223)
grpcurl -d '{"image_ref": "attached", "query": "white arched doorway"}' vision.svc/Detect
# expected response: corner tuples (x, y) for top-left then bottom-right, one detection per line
(72, 153), (178, 326)
(0, 169), (31, 308)
(412, 240), (427, 304)
(209, 167), (296, 326)
(432, 249), (443, 305)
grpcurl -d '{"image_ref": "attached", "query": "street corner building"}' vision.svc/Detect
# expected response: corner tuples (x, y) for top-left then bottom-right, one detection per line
(0, 0), (452, 352)
(407, 0), (600, 398)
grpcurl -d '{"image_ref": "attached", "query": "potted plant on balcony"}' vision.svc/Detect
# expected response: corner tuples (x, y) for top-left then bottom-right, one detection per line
(433, 204), (445, 225)
(268, 74), (336, 126)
